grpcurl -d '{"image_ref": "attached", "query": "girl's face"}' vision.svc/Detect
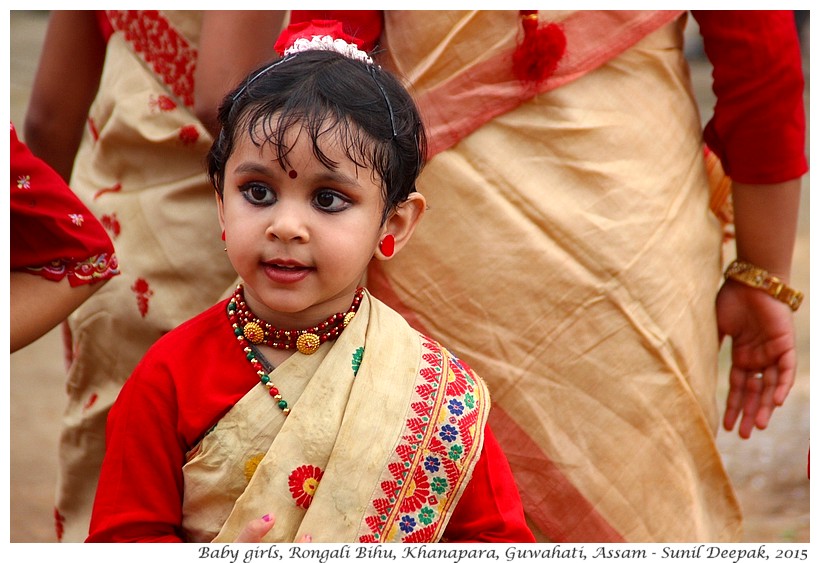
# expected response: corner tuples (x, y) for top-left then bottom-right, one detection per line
(217, 123), (386, 327)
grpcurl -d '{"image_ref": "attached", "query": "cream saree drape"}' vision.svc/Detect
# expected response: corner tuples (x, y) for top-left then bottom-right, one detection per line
(369, 11), (741, 542)
(56, 11), (238, 541)
(181, 292), (490, 543)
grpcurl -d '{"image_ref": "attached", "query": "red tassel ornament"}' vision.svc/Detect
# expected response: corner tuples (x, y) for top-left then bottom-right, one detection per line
(512, 11), (567, 84)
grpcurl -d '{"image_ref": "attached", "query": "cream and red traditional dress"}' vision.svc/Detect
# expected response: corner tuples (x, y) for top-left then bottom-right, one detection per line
(51, 11), (239, 542)
(87, 290), (534, 543)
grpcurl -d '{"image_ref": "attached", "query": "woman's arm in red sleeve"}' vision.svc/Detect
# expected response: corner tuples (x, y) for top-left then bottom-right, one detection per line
(693, 10), (807, 184)
(444, 425), (535, 542)
(86, 355), (186, 542)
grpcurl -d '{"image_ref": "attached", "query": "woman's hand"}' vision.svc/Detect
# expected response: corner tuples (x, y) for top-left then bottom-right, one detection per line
(716, 279), (797, 439)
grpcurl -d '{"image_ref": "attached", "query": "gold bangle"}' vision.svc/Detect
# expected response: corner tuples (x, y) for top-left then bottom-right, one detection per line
(723, 260), (804, 312)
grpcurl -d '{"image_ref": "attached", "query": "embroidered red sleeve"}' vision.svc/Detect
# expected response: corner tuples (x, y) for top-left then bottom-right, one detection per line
(10, 124), (119, 286)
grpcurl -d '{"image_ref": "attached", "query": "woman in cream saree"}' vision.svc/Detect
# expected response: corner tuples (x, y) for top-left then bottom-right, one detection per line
(362, 10), (806, 542)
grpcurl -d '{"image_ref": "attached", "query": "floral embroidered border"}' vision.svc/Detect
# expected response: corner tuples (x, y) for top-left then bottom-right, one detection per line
(25, 252), (120, 287)
(358, 335), (489, 542)
(107, 10), (197, 107)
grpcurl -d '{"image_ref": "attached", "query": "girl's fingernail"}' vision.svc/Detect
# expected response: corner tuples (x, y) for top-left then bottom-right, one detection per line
(262, 514), (272, 522)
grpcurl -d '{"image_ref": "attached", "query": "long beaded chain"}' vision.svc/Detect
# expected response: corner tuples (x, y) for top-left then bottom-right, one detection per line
(227, 285), (364, 414)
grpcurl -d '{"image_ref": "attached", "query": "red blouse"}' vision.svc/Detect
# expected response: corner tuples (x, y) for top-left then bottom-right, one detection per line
(87, 299), (535, 543)
(10, 123), (118, 286)
(694, 10), (807, 184)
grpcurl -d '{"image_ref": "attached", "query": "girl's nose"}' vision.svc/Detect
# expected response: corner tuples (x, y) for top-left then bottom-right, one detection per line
(265, 203), (309, 242)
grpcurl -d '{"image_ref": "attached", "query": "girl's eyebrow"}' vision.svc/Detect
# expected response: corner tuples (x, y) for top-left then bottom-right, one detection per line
(233, 161), (276, 176)
(312, 169), (362, 189)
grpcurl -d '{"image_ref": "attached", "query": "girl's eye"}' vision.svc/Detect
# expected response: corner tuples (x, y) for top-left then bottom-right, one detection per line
(240, 184), (275, 205)
(313, 190), (351, 212)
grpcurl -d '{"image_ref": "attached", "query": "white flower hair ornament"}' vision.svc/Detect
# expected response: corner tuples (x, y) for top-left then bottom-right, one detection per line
(285, 35), (374, 64)
(274, 20), (374, 64)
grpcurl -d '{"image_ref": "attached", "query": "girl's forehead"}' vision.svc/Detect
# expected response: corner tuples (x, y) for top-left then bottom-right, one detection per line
(229, 119), (371, 180)
(238, 113), (376, 170)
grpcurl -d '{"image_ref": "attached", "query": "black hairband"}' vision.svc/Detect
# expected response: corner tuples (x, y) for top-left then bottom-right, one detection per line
(231, 55), (296, 102)
(368, 66), (397, 140)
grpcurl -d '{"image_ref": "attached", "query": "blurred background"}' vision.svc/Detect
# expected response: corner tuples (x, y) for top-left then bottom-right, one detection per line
(9, 10), (810, 543)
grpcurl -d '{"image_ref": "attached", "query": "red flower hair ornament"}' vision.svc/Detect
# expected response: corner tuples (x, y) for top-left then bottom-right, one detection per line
(274, 20), (373, 64)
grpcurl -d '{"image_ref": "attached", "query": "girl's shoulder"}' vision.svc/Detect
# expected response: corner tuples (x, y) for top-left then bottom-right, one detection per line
(141, 298), (233, 364)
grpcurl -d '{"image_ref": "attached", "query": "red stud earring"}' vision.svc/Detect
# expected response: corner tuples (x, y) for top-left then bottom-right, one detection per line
(379, 234), (395, 257)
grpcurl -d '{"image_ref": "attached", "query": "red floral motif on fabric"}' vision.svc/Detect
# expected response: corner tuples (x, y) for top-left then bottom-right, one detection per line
(93, 183), (122, 201)
(87, 116), (100, 142)
(83, 393), (99, 411)
(100, 214), (121, 238)
(106, 10), (198, 107)
(358, 336), (487, 542)
(288, 464), (324, 509)
(27, 253), (119, 287)
(131, 277), (154, 317)
(16, 174), (31, 190)
(398, 466), (431, 514)
(150, 94), (177, 112)
(178, 124), (200, 145)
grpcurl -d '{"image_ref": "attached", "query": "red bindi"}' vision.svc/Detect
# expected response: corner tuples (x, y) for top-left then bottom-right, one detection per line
(288, 170), (298, 179)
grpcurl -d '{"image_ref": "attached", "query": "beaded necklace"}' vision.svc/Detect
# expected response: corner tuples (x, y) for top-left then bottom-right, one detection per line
(227, 285), (364, 414)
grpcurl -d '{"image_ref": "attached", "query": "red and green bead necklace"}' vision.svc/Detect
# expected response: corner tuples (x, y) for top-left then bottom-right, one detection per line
(227, 285), (364, 414)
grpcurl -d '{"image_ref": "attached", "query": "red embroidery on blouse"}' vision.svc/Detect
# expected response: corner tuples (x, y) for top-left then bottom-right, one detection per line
(93, 183), (122, 200)
(106, 10), (198, 107)
(16, 175), (31, 189)
(26, 253), (119, 287)
(131, 277), (154, 317)
(178, 124), (200, 145)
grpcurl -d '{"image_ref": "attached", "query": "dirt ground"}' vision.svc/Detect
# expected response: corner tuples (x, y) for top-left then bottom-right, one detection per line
(8, 11), (811, 543)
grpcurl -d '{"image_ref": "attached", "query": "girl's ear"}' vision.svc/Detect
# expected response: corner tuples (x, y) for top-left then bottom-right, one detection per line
(376, 192), (426, 260)
(215, 191), (227, 233)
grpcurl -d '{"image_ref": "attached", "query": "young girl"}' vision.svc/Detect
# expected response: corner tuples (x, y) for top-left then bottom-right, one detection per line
(86, 22), (534, 543)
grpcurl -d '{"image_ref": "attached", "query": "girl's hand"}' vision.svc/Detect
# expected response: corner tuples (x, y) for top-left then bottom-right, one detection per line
(233, 513), (313, 543)
(235, 514), (276, 543)
(716, 280), (797, 439)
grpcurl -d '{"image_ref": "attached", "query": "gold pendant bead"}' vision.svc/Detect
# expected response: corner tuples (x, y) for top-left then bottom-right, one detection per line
(296, 332), (321, 355)
(343, 311), (356, 327)
(243, 322), (265, 344)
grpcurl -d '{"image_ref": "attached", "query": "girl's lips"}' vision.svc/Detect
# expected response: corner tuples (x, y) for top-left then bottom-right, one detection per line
(261, 262), (312, 284)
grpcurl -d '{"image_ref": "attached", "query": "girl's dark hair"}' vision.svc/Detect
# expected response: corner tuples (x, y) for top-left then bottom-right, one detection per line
(207, 49), (427, 223)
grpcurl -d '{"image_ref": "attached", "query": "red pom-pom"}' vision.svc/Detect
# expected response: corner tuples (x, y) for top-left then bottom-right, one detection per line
(274, 20), (365, 56)
(512, 16), (567, 83)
